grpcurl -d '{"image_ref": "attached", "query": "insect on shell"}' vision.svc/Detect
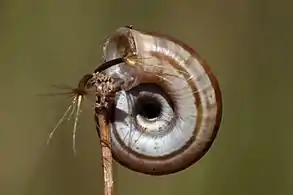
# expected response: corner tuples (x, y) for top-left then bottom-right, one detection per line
(101, 26), (222, 175)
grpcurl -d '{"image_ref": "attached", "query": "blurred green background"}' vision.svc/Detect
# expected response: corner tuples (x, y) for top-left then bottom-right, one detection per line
(1, 0), (293, 195)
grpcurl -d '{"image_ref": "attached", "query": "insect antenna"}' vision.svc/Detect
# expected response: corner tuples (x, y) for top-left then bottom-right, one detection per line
(46, 73), (94, 155)
(94, 57), (124, 73)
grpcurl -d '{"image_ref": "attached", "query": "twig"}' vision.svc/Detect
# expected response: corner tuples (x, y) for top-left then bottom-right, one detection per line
(92, 71), (123, 195)
(96, 109), (113, 195)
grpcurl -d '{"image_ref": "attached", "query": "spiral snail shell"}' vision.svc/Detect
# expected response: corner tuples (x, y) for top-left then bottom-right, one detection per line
(101, 26), (222, 175)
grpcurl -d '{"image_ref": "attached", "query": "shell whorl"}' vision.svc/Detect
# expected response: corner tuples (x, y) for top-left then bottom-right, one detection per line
(101, 27), (222, 175)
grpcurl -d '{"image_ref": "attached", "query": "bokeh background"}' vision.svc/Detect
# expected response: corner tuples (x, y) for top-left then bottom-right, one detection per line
(1, 0), (293, 195)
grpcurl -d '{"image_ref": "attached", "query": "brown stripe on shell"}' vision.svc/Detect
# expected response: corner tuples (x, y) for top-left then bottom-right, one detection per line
(146, 30), (222, 151)
(110, 50), (216, 175)
(105, 27), (222, 175)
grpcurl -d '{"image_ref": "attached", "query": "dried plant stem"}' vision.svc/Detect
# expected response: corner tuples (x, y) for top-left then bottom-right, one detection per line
(96, 109), (113, 195)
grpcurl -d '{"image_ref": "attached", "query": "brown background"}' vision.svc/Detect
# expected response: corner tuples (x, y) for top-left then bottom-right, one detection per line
(0, 0), (292, 195)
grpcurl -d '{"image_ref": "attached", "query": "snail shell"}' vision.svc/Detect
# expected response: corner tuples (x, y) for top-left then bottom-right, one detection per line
(101, 27), (222, 175)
